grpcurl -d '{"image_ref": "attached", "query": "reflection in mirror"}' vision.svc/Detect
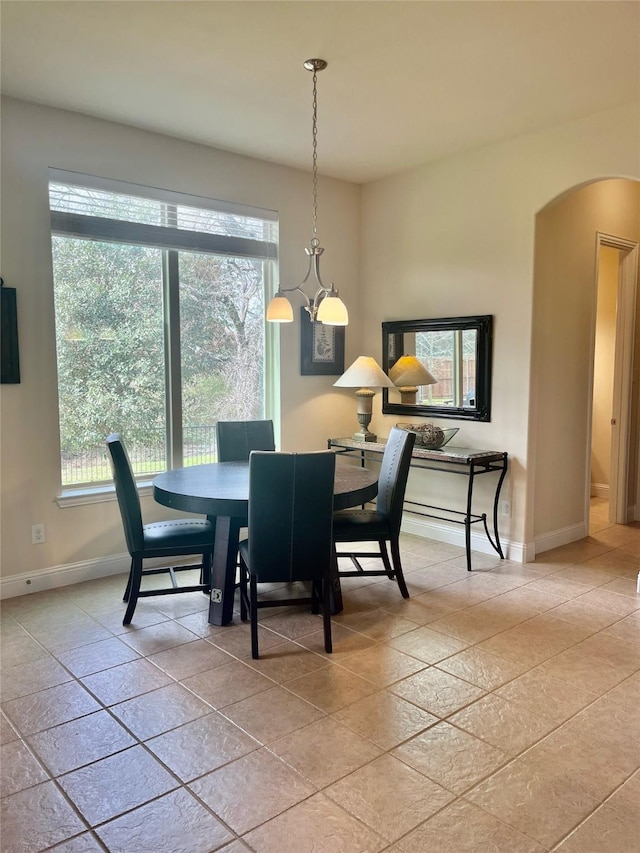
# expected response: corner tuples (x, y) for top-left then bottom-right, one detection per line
(382, 316), (492, 421)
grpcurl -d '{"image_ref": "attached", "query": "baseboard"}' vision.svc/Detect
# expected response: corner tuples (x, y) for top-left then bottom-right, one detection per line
(0, 554), (131, 600)
(590, 483), (610, 499)
(532, 521), (588, 558)
(400, 514), (525, 564)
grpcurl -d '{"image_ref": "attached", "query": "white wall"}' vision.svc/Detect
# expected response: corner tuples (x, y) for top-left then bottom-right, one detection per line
(0, 97), (360, 589)
(360, 102), (640, 560)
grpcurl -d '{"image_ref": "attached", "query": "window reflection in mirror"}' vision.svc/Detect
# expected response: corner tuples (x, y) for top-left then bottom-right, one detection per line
(382, 316), (492, 422)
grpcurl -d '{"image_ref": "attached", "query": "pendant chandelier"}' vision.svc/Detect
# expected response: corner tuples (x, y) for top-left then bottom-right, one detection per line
(266, 59), (349, 326)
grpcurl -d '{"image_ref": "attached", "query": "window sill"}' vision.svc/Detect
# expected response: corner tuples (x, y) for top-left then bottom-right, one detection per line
(56, 481), (154, 508)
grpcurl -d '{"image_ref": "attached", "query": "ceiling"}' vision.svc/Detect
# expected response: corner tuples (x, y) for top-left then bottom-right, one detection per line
(1, 1), (639, 184)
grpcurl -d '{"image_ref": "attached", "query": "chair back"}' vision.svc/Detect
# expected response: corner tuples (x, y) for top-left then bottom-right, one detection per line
(247, 451), (335, 583)
(376, 427), (416, 533)
(106, 433), (144, 555)
(217, 419), (275, 462)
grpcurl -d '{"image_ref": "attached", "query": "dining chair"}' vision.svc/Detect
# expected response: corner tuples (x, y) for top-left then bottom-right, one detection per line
(106, 433), (214, 625)
(332, 426), (416, 598)
(216, 419), (275, 462)
(238, 450), (336, 659)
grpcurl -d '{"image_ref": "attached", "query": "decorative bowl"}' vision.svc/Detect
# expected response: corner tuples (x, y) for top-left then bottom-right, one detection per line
(396, 423), (460, 449)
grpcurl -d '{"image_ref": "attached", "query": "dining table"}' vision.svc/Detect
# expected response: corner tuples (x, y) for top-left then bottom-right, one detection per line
(153, 459), (379, 625)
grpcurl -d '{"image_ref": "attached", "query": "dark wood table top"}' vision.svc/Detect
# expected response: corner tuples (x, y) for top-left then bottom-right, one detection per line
(154, 459), (378, 516)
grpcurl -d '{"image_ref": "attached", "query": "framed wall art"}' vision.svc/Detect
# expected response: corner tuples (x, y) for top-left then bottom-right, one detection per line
(300, 308), (345, 375)
(1, 279), (21, 384)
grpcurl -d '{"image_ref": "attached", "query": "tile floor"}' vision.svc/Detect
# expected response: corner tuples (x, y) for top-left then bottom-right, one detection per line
(1, 498), (638, 852)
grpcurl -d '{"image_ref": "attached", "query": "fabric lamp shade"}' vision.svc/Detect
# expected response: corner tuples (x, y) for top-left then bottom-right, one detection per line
(389, 355), (437, 387)
(334, 356), (394, 389)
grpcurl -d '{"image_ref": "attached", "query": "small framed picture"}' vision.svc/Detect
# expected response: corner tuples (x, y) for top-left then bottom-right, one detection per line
(1, 281), (21, 384)
(300, 308), (345, 375)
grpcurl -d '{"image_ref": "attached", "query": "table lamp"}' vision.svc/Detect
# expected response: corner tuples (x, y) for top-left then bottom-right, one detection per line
(334, 356), (394, 442)
(389, 355), (437, 404)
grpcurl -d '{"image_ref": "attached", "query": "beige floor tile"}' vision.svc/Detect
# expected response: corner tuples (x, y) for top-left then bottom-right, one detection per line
(295, 622), (379, 659)
(241, 640), (329, 683)
(0, 656), (73, 702)
(599, 576), (640, 598)
(448, 693), (555, 755)
(110, 682), (211, 740)
(0, 780), (86, 853)
(427, 610), (507, 643)
(391, 666), (486, 717)
(324, 753), (454, 842)
(2, 681), (101, 737)
(181, 659), (274, 708)
(119, 620), (200, 655)
(190, 748), (315, 834)
(80, 657), (173, 705)
(95, 788), (233, 853)
(536, 647), (630, 695)
(332, 689), (438, 749)
(495, 669), (598, 724)
(601, 611), (640, 645)
(147, 638), (234, 679)
(26, 618), (114, 654)
(603, 670), (640, 711)
(174, 609), (229, 639)
(387, 625), (469, 662)
(46, 832), (105, 851)
(335, 608), (421, 641)
(270, 716), (381, 788)
(392, 721), (507, 793)
(0, 631), (53, 671)
(258, 607), (334, 640)
(550, 564), (620, 589)
(382, 594), (459, 625)
(221, 684), (324, 744)
(27, 709), (135, 776)
(570, 631), (640, 671)
(337, 645), (427, 686)
(574, 586), (640, 616)
(55, 636), (141, 677)
(395, 798), (546, 852)
(525, 575), (596, 601)
(436, 647), (529, 689)
(554, 799), (640, 852)
(0, 738), (49, 797)
(466, 750), (602, 847)
(95, 604), (169, 634)
(476, 625), (565, 666)
(514, 612), (596, 646)
(0, 711), (20, 745)
(547, 598), (623, 632)
(242, 791), (387, 853)
(146, 711), (259, 781)
(285, 663), (377, 713)
(57, 744), (177, 825)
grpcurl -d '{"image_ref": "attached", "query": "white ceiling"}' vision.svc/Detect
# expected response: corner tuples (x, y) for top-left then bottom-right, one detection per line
(1, 1), (639, 183)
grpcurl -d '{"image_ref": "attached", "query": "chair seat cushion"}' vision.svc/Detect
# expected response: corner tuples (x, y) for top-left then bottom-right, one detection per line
(142, 518), (214, 552)
(332, 509), (391, 540)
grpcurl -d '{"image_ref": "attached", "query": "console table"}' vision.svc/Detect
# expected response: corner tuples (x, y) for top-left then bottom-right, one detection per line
(328, 437), (508, 571)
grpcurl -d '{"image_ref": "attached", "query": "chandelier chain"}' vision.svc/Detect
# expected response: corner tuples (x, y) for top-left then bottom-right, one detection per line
(311, 66), (319, 246)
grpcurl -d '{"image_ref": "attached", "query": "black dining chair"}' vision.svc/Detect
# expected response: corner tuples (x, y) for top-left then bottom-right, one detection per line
(332, 426), (416, 599)
(216, 419), (275, 462)
(106, 433), (214, 625)
(238, 450), (336, 659)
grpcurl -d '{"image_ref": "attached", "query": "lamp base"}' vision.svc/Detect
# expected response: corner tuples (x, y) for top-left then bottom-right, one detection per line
(352, 430), (377, 442)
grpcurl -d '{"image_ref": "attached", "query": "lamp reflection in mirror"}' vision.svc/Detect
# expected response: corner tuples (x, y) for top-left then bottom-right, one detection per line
(334, 356), (394, 442)
(389, 355), (437, 404)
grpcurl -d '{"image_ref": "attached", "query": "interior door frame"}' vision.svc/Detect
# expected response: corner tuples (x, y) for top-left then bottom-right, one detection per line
(589, 233), (638, 525)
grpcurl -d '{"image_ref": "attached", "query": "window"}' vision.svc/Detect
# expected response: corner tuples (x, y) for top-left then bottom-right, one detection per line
(49, 171), (278, 487)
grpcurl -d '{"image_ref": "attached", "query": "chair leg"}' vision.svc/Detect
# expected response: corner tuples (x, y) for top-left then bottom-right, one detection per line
(379, 540), (395, 580)
(123, 556), (143, 625)
(390, 537), (410, 599)
(250, 576), (259, 659)
(322, 579), (332, 653)
(239, 557), (249, 623)
(311, 579), (320, 615)
(123, 558), (134, 602)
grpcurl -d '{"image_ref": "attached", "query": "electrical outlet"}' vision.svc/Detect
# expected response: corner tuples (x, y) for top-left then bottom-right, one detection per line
(32, 524), (46, 544)
(500, 500), (511, 518)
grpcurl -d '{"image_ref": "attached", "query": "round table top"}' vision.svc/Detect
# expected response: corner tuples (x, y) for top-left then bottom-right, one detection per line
(153, 459), (378, 516)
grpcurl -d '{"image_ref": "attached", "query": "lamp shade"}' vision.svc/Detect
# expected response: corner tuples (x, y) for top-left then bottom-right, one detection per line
(334, 356), (394, 389)
(389, 355), (437, 387)
(266, 293), (294, 323)
(316, 292), (349, 325)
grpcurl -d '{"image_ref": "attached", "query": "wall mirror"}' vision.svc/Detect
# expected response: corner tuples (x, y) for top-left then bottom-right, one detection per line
(382, 315), (493, 421)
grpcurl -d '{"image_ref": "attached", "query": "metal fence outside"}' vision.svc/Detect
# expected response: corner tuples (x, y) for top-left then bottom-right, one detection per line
(61, 425), (219, 486)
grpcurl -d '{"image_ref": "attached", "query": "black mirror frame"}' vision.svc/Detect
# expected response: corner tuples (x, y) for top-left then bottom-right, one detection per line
(382, 315), (493, 422)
